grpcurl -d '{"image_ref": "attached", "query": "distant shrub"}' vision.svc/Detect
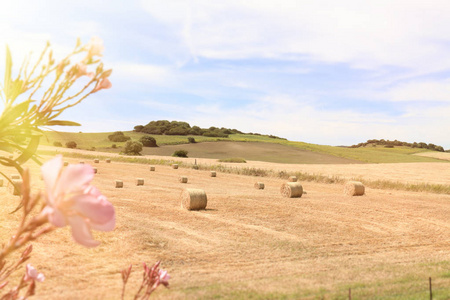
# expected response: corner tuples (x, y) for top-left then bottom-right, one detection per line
(123, 141), (143, 155)
(108, 131), (131, 142)
(133, 125), (144, 132)
(202, 130), (229, 138)
(53, 141), (62, 147)
(384, 145), (394, 148)
(140, 136), (157, 147)
(173, 150), (188, 158)
(65, 141), (77, 149)
(111, 144), (117, 148)
(218, 157), (246, 163)
(188, 137), (196, 143)
(166, 126), (189, 135)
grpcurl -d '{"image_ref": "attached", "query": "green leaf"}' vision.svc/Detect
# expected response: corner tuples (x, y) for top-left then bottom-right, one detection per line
(46, 120), (81, 126)
(0, 100), (31, 128)
(4, 45), (12, 100)
(15, 135), (41, 165)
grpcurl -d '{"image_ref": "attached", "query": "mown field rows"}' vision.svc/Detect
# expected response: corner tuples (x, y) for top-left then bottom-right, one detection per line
(1, 156), (449, 299)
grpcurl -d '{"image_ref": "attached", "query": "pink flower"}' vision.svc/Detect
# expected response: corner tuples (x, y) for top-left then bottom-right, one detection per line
(92, 78), (112, 93)
(41, 155), (115, 247)
(72, 62), (94, 80)
(158, 269), (170, 287)
(24, 264), (45, 282)
(86, 36), (104, 58)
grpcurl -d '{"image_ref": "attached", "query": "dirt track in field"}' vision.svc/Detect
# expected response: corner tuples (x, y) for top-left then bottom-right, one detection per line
(1, 155), (449, 299)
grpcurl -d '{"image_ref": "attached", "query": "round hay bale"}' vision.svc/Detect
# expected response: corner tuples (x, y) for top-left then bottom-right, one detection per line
(344, 181), (365, 196)
(179, 176), (188, 183)
(210, 171), (216, 177)
(172, 164), (179, 169)
(136, 178), (144, 186)
(94, 159), (99, 163)
(280, 182), (303, 198)
(10, 174), (21, 180)
(288, 176), (298, 182)
(181, 188), (207, 210)
(106, 159), (111, 163)
(150, 166), (155, 171)
(63, 161), (69, 166)
(8, 179), (22, 196)
(93, 167), (98, 174)
(115, 180), (123, 188)
(254, 182), (265, 189)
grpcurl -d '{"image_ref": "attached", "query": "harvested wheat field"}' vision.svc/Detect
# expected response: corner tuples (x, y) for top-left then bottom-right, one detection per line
(1, 156), (450, 299)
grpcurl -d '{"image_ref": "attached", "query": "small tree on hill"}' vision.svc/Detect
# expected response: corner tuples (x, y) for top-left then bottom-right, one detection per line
(123, 141), (143, 155)
(173, 149), (188, 157)
(65, 141), (77, 148)
(140, 136), (157, 147)
(108, 131), (131, 142)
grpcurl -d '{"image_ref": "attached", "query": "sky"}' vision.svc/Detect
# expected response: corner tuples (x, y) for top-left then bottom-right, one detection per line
(1, 0), (450, 149)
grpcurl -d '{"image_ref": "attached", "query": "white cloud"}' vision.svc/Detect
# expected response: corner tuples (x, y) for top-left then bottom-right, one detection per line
(388, 79), (450, 102)
(141, 0), (450, 73)
(112, 62), (172, 85)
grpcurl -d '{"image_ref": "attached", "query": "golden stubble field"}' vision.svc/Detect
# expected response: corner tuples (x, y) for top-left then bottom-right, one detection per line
(1, 155), (449, 299)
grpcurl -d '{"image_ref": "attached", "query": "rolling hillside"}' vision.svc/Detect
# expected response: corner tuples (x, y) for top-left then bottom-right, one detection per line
(38, 131), (445, 164)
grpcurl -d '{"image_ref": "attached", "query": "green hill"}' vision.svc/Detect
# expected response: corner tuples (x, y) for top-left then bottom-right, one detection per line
(38, 131), (446, 164)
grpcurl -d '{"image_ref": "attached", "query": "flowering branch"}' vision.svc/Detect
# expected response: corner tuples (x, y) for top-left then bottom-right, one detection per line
(0, 37), (115, 299)
(120, 262), (170, 300)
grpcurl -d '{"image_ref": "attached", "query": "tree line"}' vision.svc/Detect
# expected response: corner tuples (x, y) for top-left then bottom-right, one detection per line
(350, 139), (445, 152)
(133, 120), (285, 139)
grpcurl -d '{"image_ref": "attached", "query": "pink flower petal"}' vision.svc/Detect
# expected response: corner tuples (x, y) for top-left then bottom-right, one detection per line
(68, 215), (100, 247)
(55, 164), (94, 196)
(41, 156), (63, 201)
(36, 273), (45, 282)
(46, 206), (67, 227)
(90, 215), (115, 232)
(72, 194), (115, 227)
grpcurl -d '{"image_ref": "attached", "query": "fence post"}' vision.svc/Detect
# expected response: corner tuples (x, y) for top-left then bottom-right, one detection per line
(349, 287), (351, 300)
(429, 277), (432, 300)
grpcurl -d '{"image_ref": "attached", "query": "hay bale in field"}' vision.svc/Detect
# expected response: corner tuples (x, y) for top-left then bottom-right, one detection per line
(136, 178), (144, 186)
(344, 181), (365, 196)
(94, 159), (99, 163)
(181, 188), (207, 210)
(93, 167), (98, 174)
(280, 182), (303, 198)
(172, 164), (179, 169)
(179, 176), (188, 183)
(8, 179), (22, 196)
(115, 180), (123, 188)
(11, 174), (20, 180)
(210, 171), (216, 177)
(149, 166), (155, 171)
(254, 182), (265, 189)
(63, 161), (69, 166)
(288, 176), (297, 182)
(106, 159), (111, 163)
